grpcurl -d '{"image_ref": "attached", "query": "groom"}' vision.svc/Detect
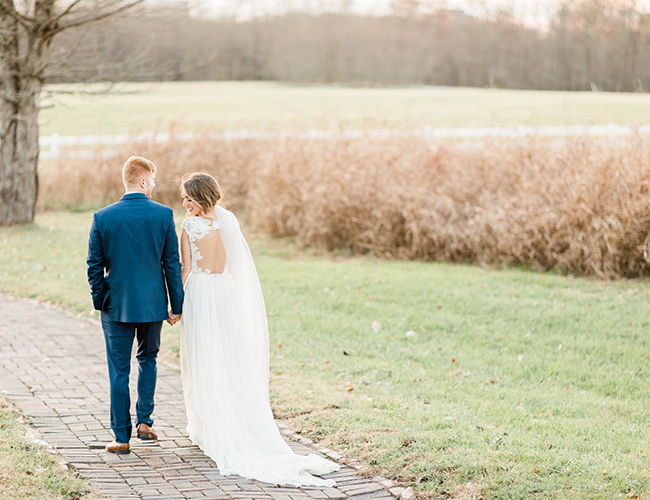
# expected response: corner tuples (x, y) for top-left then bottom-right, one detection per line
(87, 156), (184, 454)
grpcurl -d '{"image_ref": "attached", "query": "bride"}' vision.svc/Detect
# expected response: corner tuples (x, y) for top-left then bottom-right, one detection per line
(176, 172), (340, 487)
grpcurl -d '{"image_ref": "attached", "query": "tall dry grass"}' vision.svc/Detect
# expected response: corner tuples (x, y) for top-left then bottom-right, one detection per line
(38, 135), (650, 279)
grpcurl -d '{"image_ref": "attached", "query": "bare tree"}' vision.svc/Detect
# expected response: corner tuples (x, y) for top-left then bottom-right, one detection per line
(0, 0), (145, 225)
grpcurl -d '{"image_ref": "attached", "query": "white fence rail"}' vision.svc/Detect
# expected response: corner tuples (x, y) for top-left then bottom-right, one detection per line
(38, 123), (650, 160)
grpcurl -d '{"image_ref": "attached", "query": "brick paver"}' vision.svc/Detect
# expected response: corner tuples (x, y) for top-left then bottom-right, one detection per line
(0, 294), (399, 500)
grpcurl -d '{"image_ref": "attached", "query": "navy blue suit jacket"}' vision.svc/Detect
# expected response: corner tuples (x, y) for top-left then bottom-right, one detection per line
(87, 192), (184, 323)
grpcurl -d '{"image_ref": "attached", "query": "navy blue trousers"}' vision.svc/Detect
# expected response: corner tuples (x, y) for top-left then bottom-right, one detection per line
(101, 308), (162, 444)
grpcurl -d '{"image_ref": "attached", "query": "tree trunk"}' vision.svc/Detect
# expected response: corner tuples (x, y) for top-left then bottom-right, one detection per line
(0, 10), (42, 226)
(0, 87), (41, 226)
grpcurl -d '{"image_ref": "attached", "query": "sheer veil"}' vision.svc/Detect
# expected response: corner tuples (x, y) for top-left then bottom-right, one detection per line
(215, 205), (270, 395)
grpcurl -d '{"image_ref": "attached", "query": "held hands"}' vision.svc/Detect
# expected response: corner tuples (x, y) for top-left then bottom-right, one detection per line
(167, 310), (182, 326)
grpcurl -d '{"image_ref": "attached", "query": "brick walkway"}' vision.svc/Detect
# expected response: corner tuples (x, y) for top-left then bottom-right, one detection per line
(0, 295), (406, 500)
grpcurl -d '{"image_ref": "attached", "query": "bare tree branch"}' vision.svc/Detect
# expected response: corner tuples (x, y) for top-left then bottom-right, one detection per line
(0, 91), (19, 105)
(36, 0), (85, 36)
(52, 0), (147, 36)
(0, 2), (36, 30)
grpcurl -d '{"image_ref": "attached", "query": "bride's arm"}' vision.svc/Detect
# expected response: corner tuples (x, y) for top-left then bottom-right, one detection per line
(180, 228), (191, 286)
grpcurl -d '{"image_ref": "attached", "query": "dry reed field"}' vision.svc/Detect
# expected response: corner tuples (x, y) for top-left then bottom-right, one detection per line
(40, 135), (650, 279)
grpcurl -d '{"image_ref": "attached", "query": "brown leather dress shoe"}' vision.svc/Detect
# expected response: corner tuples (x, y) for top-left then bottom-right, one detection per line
(105, 440), (130, 454)
(136, 422), (158, 440)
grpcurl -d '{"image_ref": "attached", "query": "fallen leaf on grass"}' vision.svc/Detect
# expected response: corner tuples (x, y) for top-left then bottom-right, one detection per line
(415, 473), (430, 484)
(400, 438), (416, 448)
(449, 481), (483, 500)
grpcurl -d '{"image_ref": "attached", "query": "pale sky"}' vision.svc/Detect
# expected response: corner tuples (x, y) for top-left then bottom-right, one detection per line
(189, 0), (650, 30)
(192, 0), (568, 26)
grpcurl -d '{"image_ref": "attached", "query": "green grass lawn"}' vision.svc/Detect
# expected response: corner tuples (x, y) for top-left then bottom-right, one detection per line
(2, 211), (650, 499)
(39, 81), (650, 136)
(0, 395), (91, 500)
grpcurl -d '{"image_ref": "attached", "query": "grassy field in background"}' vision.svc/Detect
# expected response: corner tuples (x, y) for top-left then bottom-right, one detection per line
(2, 212), (650, 499)
(39, 81), (650, 136)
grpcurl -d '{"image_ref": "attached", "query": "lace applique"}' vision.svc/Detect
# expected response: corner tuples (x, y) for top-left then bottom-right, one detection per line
(181, 216), (221, 274)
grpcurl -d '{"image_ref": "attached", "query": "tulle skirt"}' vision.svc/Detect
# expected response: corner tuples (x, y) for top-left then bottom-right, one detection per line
(180, 271), (339, 487)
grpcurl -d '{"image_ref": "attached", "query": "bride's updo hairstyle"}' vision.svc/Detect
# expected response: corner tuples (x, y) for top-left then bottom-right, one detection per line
(181, 172), (223, 214)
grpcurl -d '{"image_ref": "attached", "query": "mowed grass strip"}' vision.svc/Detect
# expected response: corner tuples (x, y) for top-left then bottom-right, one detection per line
(2, 212), (650, 499)
(0, 395), (92, 500)
(39, 81), (650, 136)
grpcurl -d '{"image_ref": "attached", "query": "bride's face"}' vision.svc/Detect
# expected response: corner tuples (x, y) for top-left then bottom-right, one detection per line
(181, 188), (202, 216)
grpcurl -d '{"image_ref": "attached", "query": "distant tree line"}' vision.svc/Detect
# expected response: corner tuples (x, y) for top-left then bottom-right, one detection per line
(52, 0), (650, 91)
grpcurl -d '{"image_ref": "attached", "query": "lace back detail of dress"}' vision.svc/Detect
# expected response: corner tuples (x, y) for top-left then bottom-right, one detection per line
(181, 216), (227, 274)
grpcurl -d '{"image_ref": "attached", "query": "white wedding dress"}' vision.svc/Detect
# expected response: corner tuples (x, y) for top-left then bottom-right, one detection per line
(179, 207), (339, 487)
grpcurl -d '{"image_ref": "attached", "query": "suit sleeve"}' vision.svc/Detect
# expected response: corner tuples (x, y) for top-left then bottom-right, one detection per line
(162, 212), (185, 315)
(87, 214), (107, 311)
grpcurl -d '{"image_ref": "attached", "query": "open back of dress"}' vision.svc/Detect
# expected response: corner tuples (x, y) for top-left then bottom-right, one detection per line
(194, 227), (227, 274)
(183, 216), (227, 275)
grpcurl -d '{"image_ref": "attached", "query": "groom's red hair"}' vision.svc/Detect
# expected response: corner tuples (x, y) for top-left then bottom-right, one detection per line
(123, 156), (157, 189)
